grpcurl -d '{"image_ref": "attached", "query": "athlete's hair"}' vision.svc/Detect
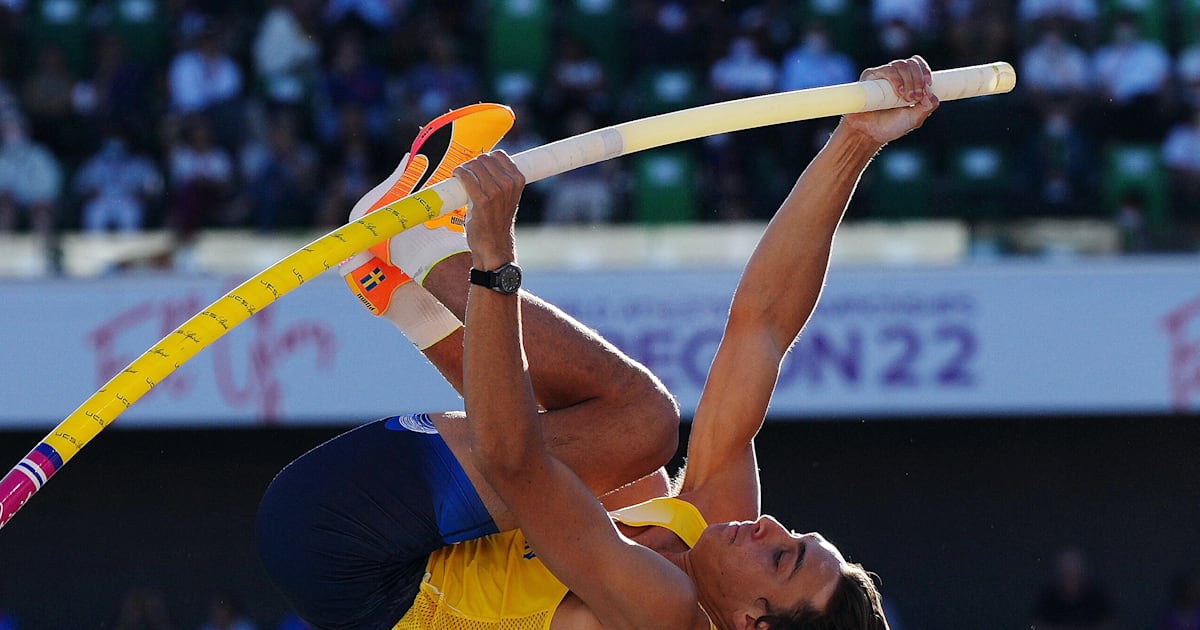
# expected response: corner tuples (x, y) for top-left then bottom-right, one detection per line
(754, 563), (889, 630)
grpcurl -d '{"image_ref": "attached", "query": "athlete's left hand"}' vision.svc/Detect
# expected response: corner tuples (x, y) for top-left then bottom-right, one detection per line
(841, 55), (940, 146)
(456, 151), (525, 270)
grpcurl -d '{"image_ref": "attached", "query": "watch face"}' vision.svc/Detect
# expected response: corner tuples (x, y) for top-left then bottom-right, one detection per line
(497, 265), (522, 294)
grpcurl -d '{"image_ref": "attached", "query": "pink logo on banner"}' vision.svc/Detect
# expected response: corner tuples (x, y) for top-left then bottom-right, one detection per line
(211, 304), (336, 422)
(1162, 296), (1200, 411)
(86, 291), (337, 422)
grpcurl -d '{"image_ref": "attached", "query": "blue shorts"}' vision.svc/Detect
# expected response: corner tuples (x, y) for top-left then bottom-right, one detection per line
(256, 414), (499, 630)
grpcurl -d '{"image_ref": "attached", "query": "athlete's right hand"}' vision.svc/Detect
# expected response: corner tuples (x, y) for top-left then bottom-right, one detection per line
(456, 151), (525, 271)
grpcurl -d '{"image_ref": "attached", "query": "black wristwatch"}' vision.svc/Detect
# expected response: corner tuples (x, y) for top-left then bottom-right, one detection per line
(470, 262), (522, 295)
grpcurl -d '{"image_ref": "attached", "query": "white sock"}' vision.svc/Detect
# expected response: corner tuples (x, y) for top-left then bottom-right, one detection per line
(382, 281), (463, 350)
(386, 225), (469, 285)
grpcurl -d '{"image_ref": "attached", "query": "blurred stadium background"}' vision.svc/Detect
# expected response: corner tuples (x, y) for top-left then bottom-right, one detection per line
(0, 0), (1198, 628)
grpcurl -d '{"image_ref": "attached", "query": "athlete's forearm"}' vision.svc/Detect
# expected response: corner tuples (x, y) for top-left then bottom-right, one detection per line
(462, 281), (544, 478)
(729, 123), (880, 352)
(458, 152), (547, 481)
(679, 125), (881, 492)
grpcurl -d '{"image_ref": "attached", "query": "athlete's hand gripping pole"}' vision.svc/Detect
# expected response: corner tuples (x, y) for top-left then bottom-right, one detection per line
(0, 61), (1015, 531)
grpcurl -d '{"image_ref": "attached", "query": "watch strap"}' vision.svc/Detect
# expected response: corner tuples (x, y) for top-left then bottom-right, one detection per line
(469, 267), (495, 288)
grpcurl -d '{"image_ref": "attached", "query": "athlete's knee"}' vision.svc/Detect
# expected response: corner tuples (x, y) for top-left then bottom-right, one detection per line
(647, 401), (682, 470)
(623, 385), (682, 473)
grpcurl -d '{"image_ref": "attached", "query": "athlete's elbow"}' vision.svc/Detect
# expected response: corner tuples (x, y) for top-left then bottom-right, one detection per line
(471, 428), (540, 479)
(475, 455), (527, 486)
(474, 441), (547, 493)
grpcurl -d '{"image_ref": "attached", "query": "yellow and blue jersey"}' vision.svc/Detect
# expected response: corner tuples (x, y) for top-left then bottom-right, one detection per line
(395, 497), (709, 630)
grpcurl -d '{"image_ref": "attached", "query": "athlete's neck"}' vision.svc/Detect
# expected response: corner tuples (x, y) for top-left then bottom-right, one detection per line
(674, 551), (727, 630)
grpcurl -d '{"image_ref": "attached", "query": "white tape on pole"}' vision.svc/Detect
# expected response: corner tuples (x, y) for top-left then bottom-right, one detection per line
(428, 61), (1016, 210)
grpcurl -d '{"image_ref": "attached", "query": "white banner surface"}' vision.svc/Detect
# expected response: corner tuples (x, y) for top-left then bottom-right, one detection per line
(1, 257), (1197, 428)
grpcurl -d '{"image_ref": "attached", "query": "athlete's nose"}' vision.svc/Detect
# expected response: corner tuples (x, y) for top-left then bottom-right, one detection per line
(750, 515), (782, 540)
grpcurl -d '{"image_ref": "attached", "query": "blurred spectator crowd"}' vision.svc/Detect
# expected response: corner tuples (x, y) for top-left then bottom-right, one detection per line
(0, 0), (1197, 266)
(1027, 549), (1200, 630)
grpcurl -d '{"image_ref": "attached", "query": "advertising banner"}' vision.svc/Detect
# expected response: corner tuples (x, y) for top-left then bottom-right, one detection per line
(0, 257), (1196, 428)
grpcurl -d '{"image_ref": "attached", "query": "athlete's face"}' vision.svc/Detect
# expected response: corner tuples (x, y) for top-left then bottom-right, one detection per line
(690, 515), (845, 626)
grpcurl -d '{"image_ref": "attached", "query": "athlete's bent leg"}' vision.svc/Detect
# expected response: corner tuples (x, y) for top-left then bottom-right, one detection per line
(344, 106), (678, 496)
(422, 252), (679, 498)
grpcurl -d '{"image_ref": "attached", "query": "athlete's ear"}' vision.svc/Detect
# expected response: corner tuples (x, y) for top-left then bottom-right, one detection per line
(733, 606), (769, 630)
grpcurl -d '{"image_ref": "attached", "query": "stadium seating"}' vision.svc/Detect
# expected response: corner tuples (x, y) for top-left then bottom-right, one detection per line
(1099, 0), (1168, 43)
(562, 0), (627, 85)
(867, 146), (934, 219)
(632, 148), (698, 224)
(793, 0), (863, 58)
(28, 0), (90, 73)
(1102, 143), (1170, 234)
(631, 67), (700, 117)
(1183, 0), (1200, 46)
(108, 0), (168, 61)
(948, 145), (1010, 221)
(486, 0), (552, 98)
